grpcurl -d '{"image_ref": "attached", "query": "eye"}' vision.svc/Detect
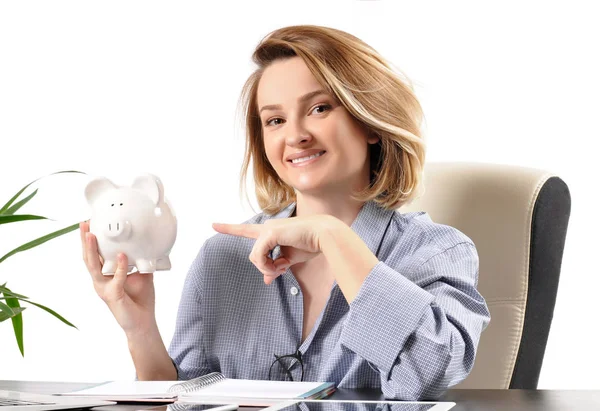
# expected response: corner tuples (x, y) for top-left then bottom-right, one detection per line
(311, 104), (332, 115)
(111, 204), (114, 207)
(120, 203), (123, 206)
(266, 117), (285, 127)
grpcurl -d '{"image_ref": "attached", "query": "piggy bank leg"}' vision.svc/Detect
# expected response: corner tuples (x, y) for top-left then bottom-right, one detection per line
(156, 256), (172, 271)
(101, 260), (118, 275)
(135, 258), (156, 274)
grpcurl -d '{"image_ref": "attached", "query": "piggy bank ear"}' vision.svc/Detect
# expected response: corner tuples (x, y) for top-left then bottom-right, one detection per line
(84, 177), (118, 206)
(132, 174), (164, 206)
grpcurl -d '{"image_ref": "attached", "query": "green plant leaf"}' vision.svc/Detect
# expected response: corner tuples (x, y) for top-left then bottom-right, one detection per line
(0, 171), (84, 356)
(0, 186), (33, 216)
(0, 214), (48, 225)
(0, 285), (29, 300)
(3, 189), (38, 216)
(0, 306), (25, 322)
(0, 299), (15, 316)
(0, 222), (79, 264)
(3, 287), (24, 356)
(20, 299), (77, 329)
(0, 170), (85, 215)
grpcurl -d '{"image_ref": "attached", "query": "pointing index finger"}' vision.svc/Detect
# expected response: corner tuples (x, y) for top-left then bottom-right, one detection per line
(212, 223), (262, 239)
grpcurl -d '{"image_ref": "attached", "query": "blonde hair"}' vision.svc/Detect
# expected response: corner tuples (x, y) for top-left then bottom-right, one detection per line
(239, 25), (426, 215)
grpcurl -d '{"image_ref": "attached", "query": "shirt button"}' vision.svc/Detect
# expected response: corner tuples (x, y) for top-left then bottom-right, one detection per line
(290, 286), (299, 296)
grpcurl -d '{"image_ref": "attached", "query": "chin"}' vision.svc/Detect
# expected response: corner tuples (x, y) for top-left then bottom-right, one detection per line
(292, 180), (338, 196)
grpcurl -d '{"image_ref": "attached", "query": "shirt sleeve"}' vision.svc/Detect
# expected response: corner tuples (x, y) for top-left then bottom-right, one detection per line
(167, 245), (213, 381)
(338, 242), (490, 400)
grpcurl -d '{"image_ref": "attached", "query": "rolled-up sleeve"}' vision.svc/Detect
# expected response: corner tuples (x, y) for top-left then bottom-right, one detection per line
(339, 242), (490, 400)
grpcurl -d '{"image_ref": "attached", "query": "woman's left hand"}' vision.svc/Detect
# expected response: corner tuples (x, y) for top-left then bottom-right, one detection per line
(212, 215), (340, 284)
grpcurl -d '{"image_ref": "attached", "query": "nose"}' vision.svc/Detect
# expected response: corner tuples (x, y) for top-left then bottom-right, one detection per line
(103, 220), (132, 240)
(284, 118), (313, 147)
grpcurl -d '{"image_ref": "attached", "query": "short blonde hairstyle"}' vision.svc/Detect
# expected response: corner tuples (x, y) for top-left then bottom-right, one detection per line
(240, 25), (426, 215)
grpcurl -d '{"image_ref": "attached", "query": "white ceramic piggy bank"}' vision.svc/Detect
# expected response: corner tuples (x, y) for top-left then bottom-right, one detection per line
(84, 173), (177, 275)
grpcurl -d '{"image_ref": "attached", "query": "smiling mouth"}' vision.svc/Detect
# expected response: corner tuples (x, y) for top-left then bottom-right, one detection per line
(289, 151), (326, 164)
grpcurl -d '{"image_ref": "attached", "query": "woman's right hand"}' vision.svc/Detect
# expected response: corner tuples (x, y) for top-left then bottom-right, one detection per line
(80, 221), (158, 338)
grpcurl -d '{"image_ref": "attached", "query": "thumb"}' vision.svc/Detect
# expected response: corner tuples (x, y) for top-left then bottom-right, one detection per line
(113, 253), (129, 288)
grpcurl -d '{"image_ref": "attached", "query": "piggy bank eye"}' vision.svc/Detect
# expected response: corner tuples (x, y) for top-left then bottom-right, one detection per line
(111, 204), (114, 207)
(120, 203), (123, 206)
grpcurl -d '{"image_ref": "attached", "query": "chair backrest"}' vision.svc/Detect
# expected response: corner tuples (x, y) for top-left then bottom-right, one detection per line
(399, 162), (571, 388)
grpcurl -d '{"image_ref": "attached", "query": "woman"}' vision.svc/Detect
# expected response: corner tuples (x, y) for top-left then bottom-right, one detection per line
(80, 25), (490, 401)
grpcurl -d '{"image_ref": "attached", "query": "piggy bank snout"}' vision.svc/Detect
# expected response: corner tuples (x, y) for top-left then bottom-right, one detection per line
(103, 220), (132, 240)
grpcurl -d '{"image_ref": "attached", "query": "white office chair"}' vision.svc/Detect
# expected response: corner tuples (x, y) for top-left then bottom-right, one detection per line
(399, 162), (571, 388)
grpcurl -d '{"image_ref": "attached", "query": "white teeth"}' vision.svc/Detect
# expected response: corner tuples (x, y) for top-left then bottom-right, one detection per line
(291, 151), (325, 164)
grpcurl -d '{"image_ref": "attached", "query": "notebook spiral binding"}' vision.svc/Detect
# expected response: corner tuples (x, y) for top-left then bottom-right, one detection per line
(167, 403), (194, 411)
(167, 372), (227, 394)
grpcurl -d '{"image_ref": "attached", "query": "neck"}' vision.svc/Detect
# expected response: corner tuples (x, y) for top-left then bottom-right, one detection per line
(293, 192), (366, 227)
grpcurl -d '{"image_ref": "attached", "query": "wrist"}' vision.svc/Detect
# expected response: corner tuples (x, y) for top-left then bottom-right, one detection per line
(125, 321), (160, 346)
(319, 215), (379, 303)
(317, 215), (347, 250)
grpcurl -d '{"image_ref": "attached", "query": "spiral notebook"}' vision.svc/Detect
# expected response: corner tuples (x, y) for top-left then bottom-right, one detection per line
(59, 372), (336, 406)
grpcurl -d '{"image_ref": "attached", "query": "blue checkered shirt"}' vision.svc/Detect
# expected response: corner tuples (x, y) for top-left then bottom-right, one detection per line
(168, 200), (490, 400)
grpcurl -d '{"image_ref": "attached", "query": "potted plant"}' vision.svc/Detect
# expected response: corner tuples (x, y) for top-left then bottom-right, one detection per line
(0, 171), (83, 356)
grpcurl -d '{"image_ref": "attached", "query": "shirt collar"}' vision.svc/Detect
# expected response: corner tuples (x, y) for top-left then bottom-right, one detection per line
(349, 200), (396, 257)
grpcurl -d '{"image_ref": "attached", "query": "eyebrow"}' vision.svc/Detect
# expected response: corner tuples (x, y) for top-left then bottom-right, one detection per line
(259, 90), (330, 114)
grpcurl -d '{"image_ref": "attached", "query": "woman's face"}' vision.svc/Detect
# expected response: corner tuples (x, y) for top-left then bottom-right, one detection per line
(256, 57), (379, 197)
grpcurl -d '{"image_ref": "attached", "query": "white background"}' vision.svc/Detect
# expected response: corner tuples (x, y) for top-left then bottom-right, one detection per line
(1, 1), (598, 388)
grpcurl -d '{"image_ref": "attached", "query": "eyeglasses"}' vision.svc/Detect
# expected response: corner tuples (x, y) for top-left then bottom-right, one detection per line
(268, 349), (304, 382)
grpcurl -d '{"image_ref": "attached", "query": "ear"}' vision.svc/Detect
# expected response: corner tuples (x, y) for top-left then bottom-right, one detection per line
(363, 125), (380, 145)
(367, 132), (380, 145)
(132, 173), (164, 206)
(84, 177), (118, 206)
